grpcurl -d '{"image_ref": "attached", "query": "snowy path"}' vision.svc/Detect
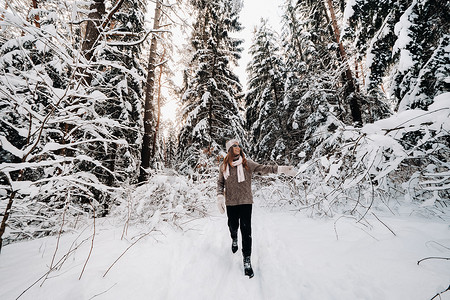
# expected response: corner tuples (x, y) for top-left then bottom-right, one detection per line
(1, 206), (449, 300)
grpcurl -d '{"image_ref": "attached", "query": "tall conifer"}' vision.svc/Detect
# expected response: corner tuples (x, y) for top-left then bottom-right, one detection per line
(245, 19), (288, 163)
(178, 0), (246, 172)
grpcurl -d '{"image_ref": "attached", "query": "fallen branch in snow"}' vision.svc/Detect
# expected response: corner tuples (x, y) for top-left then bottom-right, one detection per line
(88, 283), (118, 300)
(333, 215), (357, 240)
(121, 188), (133, 240)
(371, 212), (396, 236)
(41, 191), (71, 285)
(417, 256), (450, 265)
(103, 231), (154, 278)
(16, 235), (91, 299)
(79, 200), (96, 280)
(430, 285), (450, 300)
(425, 241), (450, 251)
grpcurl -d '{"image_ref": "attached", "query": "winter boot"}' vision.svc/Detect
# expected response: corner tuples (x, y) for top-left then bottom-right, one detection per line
(243, 256), (254, 278)
(232, 238), (238, 253)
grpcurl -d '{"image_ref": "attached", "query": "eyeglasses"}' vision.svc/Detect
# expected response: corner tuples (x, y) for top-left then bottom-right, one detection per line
(231, 144), (240, 148)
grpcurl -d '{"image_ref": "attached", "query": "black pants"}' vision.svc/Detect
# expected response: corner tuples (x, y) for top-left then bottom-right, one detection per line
(226, 204), (252, 257)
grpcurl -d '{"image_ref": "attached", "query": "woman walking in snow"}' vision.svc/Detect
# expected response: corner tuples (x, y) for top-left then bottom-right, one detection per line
(217, 139), (297, 278)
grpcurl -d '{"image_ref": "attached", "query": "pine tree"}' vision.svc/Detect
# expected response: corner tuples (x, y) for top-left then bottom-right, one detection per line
(177, 0), (247, 173)
(343, 0), (401, 99)
(245, 19), (288, 163)
(402, 35), (450, 111)
(164, 121), (178, 168)
(280, 0), (311, 161)
(393, 0), (449, 111)
(325, 0), (363, 125)
(280, 0), (344, 161)
(344, 0), (449, 111)
(279, 0), (397, 162)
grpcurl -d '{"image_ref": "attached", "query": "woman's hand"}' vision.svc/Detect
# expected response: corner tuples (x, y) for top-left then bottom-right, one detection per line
(278, 166), (298, 177)
(217, 195), (226, 214)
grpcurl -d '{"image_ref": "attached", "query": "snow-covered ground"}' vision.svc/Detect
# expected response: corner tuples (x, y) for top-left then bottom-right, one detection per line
(1, 204), (449, 300)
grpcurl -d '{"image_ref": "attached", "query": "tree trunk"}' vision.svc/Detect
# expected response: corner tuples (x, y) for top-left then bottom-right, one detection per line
(80, 0), (125, 63)
(325, 0), (362, 125)
(139, 0), (162, 182)
(151, 48), (166, 158)
(0, 169), (23, 252)
(286, 5), (305, 63)
(354, 58), (360, 92)
(81, 0), (105, 62)
(0, 192), (15, 252)
(31, 0), (40, 28)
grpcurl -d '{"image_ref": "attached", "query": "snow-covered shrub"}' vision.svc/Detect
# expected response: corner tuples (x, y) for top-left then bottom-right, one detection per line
(253, 174), (304, 208)
(253, 93), (449, 218)
(112, 171), (211, 227)
(292, 92), (450, 217)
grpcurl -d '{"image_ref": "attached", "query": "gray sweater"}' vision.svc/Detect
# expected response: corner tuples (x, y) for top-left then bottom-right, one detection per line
(217, 159), (278, 206)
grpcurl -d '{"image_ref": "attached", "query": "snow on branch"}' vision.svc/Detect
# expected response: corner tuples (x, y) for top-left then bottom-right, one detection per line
(257, 93), (449, 218)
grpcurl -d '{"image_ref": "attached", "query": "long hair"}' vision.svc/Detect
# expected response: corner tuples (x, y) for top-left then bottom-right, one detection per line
(222, 148), (249, 172)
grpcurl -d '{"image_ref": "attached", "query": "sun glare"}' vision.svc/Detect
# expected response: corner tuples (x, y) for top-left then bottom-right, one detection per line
(161, 99), (179, 123)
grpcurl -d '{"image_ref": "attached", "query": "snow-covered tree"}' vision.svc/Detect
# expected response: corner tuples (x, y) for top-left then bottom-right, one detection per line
(85, 0), (146, 185)
(280, 0), (344, 162)
(0, 0), (148, 247)
(392, 0), (449, 111)
(177, 0), (247, 173)
(140, 0), (162, 181)
(164, 121), (178, 168)
(280, 0), (310, 160)
(343, 0), (401, 99)
(279, 0), (393, 162)
(343, 0), (449, 111)
(289, 0), (449, 212)
(245, 19), (288, 163)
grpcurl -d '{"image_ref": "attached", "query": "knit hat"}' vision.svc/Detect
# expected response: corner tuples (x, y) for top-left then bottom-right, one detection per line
(226, 139), (239, 152)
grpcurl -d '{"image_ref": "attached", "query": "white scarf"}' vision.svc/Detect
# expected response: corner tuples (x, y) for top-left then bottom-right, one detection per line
(223, 156), (245, 183)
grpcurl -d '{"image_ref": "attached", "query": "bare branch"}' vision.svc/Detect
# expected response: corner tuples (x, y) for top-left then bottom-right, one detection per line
(103, 231), (153, 278)
(371, 212), (396, 236)
(430, 285), (450, 300)
(417, 257), (450, 265)
(78, 200), (96, 280)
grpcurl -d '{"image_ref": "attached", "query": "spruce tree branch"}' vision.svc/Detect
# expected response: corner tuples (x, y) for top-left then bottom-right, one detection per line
(385, 107), (449, 135)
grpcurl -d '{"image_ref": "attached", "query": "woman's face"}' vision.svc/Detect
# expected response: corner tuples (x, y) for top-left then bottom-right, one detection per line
(232, 143), (241, 156)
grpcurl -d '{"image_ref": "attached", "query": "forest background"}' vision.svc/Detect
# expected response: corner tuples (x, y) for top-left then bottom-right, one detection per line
(0, 0), (448, 262)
